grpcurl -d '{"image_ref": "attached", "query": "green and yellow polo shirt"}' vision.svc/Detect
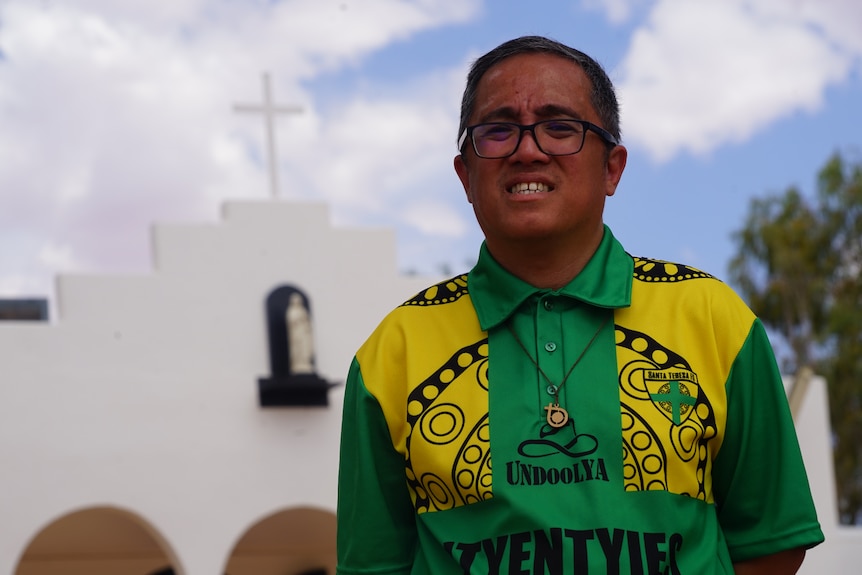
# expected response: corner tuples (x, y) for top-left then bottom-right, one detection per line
(337, 226), (823, 575)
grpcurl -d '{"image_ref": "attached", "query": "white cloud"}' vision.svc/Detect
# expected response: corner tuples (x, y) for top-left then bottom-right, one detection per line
(402, 200), (468, 238)
(754, 0), (862, 57)
(615, 0), (861, 162)
(0, 0), (480, 298)
(299, 69), (465, 219)
(581, 0), (648, 24)
(38, 242), (80, 271)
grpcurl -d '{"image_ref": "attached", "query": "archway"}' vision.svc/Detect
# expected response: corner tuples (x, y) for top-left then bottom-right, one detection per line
(223, 506), (336, 575)
(14, 506), (180, 575)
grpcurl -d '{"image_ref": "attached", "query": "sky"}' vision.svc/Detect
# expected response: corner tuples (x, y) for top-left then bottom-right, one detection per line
(1, 0), (861, 311)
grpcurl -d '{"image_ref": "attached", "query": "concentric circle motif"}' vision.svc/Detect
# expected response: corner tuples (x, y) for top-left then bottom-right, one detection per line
(404, 340), (492, 513)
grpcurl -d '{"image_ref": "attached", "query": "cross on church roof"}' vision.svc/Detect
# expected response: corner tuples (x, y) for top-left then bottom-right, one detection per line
(234, 72), (303, 199)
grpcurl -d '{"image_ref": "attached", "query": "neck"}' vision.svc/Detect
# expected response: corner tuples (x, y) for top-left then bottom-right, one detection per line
(487, 227), (604, 289)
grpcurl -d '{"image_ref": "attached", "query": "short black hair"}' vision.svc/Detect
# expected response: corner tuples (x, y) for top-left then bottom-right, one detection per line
(458, 36), (621, 149)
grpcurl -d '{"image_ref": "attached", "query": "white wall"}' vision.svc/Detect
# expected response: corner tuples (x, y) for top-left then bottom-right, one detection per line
(0, 201), (430, 575)
(793, 375), (862, 573)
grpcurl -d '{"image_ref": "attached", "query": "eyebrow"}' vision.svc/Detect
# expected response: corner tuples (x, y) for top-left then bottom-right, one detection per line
(478, 104), (584, 123)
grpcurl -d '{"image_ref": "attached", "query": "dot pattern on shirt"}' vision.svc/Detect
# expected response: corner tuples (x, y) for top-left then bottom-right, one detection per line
(632, 257), (714, 283)
(401, 274), (469, 307)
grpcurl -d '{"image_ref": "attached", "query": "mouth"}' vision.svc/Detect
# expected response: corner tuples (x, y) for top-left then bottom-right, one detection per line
(508, 182), (552, 195)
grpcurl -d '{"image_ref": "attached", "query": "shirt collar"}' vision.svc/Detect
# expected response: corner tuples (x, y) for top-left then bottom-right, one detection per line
(468, 225), (634, 331)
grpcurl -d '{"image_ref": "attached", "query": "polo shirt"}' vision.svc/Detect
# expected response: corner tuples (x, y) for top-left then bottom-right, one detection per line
(337, 226), (823, 574)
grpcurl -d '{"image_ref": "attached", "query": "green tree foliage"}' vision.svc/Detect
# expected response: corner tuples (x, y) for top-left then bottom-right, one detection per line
(730, 152), (862, 525)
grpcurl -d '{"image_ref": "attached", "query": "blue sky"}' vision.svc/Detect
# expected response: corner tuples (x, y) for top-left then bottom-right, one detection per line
(1, 0), (860, 306)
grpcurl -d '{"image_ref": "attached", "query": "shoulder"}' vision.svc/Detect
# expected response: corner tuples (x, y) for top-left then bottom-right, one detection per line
(631, 256), (742, 301)
(358, 273), (482, 358)
(627, 255), (756, 332)
(355, 274), (487, 400)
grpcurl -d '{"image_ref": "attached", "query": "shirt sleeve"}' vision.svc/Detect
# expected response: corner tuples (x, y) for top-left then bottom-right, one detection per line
(711, 319), (825, 562)
(336, 356), (417, 575)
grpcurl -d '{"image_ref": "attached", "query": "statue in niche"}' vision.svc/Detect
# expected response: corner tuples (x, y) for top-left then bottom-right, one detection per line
(258, 285), (336, 407)
(286, 291), (314, 374)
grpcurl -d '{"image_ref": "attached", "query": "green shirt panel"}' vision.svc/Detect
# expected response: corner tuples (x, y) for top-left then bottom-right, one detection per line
(713, 319), (825, 561)
(337, 359), (418, 575)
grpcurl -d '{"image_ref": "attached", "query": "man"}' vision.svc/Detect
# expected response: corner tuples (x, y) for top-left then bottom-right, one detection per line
(337, 36), (824, 574)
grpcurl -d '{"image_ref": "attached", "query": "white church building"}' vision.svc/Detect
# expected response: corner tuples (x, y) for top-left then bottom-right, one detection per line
(0, 200), (859, 574)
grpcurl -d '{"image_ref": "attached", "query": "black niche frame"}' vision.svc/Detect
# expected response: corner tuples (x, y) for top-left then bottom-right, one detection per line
(257, 285), (337, 407)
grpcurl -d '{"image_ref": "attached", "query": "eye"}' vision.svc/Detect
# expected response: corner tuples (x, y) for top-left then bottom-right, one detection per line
(542, 120), (583, 139)
(474, 123), (517, 141)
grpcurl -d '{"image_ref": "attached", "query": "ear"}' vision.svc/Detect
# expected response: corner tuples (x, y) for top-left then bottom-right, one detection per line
(604, 144), (627, 197)
(454, 154), (473, 203)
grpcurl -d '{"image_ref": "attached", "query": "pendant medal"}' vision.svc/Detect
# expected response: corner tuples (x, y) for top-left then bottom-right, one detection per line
(544, 403), (569, 428)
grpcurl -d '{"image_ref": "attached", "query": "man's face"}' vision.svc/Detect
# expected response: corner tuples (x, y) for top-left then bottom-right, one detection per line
(454, 52), (627, 255)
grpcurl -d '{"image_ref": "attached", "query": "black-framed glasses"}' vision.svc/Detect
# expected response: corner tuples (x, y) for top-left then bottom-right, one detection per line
(457, 119), (619, 159)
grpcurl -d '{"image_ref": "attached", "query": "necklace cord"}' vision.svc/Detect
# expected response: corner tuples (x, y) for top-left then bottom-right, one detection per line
(505, 315), (611, 406)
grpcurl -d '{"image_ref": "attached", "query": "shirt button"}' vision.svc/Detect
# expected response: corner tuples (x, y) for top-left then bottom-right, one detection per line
(545, 342), (557, 352)
(543, 300), (554, 311)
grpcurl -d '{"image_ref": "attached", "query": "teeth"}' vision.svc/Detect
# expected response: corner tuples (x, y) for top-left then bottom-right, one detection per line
(509, 182), (550, 194)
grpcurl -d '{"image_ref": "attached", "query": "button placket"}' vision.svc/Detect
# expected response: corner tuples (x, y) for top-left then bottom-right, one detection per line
(536, 296), (564, 402)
